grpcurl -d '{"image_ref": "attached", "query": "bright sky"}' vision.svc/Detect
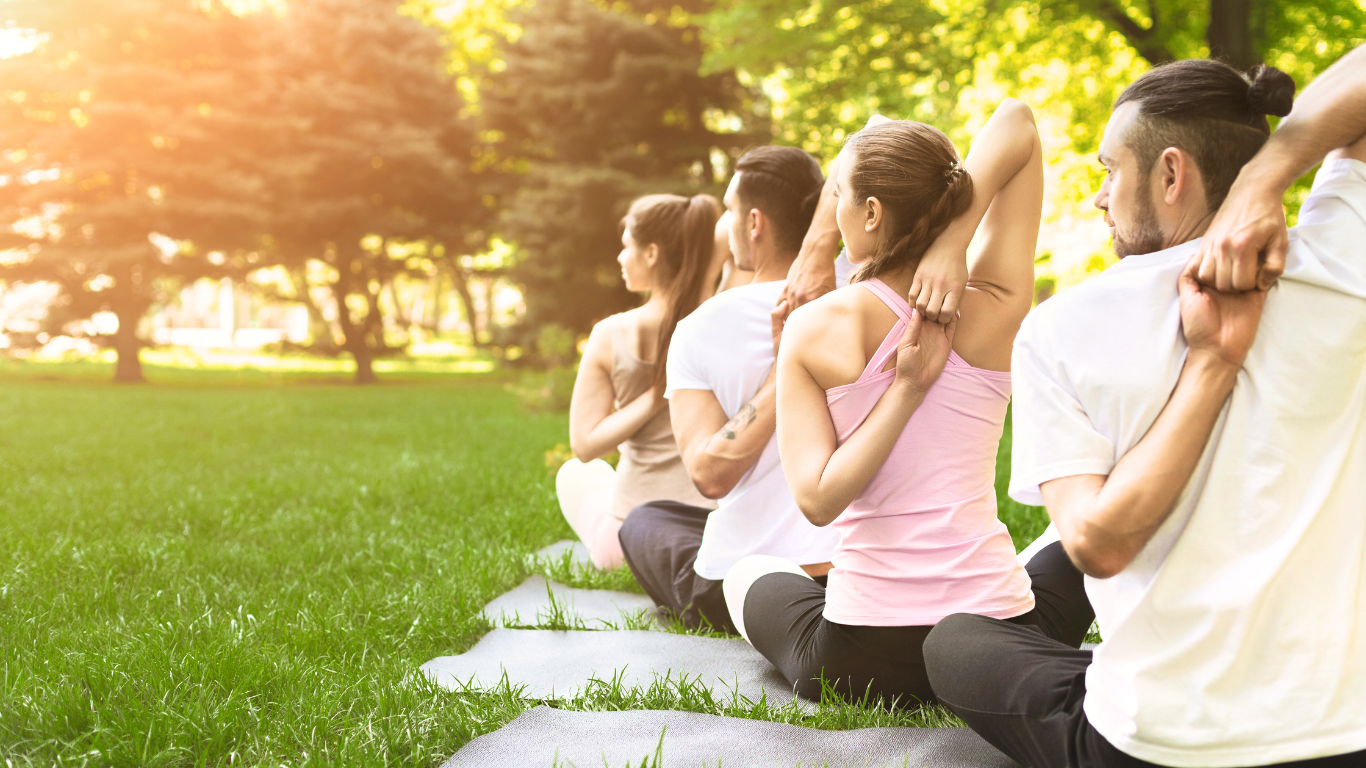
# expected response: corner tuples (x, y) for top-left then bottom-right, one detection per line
(0, 28), (39, 59)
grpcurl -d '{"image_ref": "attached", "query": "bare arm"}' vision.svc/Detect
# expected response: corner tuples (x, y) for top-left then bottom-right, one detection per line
(568, 321), (665, 462)
(911, 99), (1043, 340)
(670, 372), (778, 500)
(1040, 258), (1267, 578)
(778, 303), (956, 526)
(1197, 43), (1366, 291)
(779, 155), (842, 313)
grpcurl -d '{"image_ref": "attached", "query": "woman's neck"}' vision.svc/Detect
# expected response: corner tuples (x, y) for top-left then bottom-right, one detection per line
(867, 264), (916, 301)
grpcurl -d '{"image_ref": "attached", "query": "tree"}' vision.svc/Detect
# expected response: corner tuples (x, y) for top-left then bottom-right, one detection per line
(701, 0), (1365, 157)
(0, 0), (270, 381)
(259, 0), (488, 383)
(475, 0), (763, 340)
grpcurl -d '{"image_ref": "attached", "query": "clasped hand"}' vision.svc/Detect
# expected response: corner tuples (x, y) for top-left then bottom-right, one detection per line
(893, 308), (957, 396)
(1179, 253), (1267, 370)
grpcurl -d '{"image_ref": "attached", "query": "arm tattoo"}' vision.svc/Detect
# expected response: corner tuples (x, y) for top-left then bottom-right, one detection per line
(720, 403), (758, 440)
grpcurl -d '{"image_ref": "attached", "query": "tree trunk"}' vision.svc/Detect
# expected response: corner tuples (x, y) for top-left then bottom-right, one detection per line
(111, 308), (146, 383)
(331, 261), (379, 385)
(290, 266), (338, 349)
(351, 344), (377, 384)
(448, 263), (485, 348)
(1208, 0), (1258, 70)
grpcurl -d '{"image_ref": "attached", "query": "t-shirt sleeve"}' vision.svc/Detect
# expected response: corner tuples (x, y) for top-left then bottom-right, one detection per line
(664, 318), (710, 398)
(1009, 314), (1118, 507)
(1295, 158), (1366, 286)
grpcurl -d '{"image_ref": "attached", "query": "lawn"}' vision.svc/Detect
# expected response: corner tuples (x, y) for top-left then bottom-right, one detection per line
(0, 362), (1047, 767)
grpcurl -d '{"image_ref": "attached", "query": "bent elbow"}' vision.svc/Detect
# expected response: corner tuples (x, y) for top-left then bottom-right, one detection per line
(1063, 533), (1130, 580)
(795, 498), (838, 528)
(568, 436), (602, 464)
(999, 98), (1036, 126)
(694, 475), (735, 501)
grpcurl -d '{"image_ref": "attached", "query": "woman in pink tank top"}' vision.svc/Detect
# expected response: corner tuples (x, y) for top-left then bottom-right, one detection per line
(721, 103), (1094, 707)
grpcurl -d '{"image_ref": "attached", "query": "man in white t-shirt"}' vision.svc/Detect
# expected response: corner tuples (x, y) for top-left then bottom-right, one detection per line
(618, 146), (839, 632)
(924, 49), (1366, 768)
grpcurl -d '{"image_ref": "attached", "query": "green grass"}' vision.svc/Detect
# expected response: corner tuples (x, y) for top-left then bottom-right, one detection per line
(0, 362), (1048, 767)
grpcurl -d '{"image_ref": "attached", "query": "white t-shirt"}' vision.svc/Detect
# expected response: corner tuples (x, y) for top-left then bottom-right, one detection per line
(1010, 158), (1366, 767)
(666, 279), (839, 580)
(834, 248), (855, 288)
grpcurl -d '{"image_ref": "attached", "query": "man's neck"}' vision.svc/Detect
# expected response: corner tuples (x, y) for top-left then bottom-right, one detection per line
(750, 250), (798, 284)
(1162, 206), (1214, 251)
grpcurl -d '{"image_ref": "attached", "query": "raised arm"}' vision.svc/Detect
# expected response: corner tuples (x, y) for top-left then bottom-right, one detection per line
(568, 321), (665, 462)
(780, 115), (901, 316)
(778, 155), (842, 313)
(778, 301), (956, 526)
(1198, 43), (1366, 291)
(911, 99), (1043, 349)
(1040, 257), (1267, 578)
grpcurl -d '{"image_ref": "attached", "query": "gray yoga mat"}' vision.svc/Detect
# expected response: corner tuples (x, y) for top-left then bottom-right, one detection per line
(421, 629), (810, 710)
(482, 575), (658, 629)
(443, 705), (1019, 768)
(533, 539), (593, 568)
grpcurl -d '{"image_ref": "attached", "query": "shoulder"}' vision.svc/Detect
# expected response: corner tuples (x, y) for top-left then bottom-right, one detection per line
(1024, 250), (1186, 341)
(786, 284), (863, 339)
(583, 315), (620, 366)
(680, 280), (781, 333)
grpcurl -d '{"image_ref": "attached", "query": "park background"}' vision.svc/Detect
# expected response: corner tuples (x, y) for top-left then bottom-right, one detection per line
(0, 0), (1361, 765)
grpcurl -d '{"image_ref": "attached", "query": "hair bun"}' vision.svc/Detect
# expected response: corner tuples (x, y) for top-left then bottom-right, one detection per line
(1248, 66), (1295, 118)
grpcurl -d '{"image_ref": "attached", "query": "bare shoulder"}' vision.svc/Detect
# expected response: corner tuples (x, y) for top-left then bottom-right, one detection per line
(582, 314), (619, 369)
(784, 286), (872, 389)
(786, 288), (860, 341)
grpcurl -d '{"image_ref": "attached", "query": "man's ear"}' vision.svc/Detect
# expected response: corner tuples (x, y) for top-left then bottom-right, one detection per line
(1157, 147), (1197, 207)
(864, 196), (884, 234)
(748, 208), (765, 243)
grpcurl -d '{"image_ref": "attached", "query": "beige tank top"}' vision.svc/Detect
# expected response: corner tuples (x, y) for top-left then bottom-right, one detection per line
(607, 313), (716, 520)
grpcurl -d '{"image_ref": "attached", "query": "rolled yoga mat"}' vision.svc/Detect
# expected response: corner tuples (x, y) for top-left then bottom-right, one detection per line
(442, 705), (1019, 768)
(481, 575), (658, 629)
(420, 628), (811, 710)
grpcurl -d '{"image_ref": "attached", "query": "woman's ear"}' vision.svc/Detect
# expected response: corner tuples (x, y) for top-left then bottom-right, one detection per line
(645, 243), (660, 268)
(864, 196), (884, 234)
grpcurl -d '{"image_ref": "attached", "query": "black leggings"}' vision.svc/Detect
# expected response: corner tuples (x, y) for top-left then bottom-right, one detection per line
(743, 542), (1094, 708)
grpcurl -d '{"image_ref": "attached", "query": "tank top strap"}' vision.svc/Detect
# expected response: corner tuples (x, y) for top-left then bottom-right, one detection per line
(607, 312), (628, 365)
(854, 279), (911, 382)
(857, 278), (913, 322)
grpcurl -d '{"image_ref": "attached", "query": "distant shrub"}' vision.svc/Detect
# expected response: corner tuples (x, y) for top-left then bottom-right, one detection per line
(510, 363), (577, 413)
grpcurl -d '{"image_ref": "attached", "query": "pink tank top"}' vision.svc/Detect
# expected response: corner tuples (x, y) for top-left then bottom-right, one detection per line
(822, 279), (1035, 626)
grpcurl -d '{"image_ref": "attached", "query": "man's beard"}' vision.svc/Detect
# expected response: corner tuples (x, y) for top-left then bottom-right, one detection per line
(1111, 191), (1165, 258)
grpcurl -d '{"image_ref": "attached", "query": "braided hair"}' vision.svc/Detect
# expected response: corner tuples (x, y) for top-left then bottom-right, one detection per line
(845, 121), (975, 284)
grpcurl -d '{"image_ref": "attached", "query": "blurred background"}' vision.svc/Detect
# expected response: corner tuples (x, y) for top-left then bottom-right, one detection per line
(1, 0), (1362, 386)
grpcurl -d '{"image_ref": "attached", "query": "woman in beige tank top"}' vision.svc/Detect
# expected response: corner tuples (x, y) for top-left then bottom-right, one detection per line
(556, 193), (738, 569)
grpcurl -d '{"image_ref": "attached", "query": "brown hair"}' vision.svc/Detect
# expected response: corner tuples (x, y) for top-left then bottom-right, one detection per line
(734, 146), (826, 253)
(1115, 60), (1296, 211)
(845, 122), (975, 283)
(622, 193), (721, 389)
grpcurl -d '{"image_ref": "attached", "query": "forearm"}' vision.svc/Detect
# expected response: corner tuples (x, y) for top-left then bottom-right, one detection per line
(1246, 45), (1366, 192)
(1059, 354), (1239, 577)
(787, 160), (842, 287)
(571, 392), (659, 461)
(794, 381), (925, 525)
(687, 374), (778, 499)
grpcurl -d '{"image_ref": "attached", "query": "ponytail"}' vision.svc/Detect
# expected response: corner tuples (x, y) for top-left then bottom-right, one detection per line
(622, 193), (722, 390)
(845, 122), (976, 284)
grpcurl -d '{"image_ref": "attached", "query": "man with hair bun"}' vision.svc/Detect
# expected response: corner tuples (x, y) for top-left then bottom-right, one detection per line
(617, 145), (838, 633)
(923, 47), (1366, 768)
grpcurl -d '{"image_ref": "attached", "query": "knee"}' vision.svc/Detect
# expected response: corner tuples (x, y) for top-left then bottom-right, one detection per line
(616, 502), (659, 551)
(924, 613), (994, 694)
(722, 555), (805, 642)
